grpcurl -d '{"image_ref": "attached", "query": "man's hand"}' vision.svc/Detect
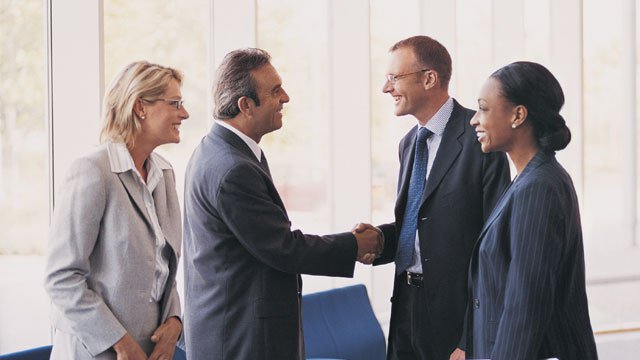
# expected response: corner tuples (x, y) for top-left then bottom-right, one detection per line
(352, 223), (383, 264)
(449, 347), (465, 360)
(113, 333), (148, 360)
(148, 317), (182, 360)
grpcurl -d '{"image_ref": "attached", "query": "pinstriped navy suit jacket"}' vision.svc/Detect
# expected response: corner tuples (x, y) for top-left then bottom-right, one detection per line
(467, 151), (597, 359)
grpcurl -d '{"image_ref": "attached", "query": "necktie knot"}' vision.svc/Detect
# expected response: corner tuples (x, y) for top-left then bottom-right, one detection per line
(417, 127), (433, 144)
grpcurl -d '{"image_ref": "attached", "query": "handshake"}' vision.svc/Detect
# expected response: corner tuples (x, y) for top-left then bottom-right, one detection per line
(352, 223), (384, 265)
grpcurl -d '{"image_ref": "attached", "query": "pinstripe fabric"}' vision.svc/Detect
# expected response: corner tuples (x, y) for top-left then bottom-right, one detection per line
(467, 151), (597, 360)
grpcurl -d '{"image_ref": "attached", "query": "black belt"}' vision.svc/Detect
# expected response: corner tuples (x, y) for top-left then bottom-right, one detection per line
(405, 271), (423, 287)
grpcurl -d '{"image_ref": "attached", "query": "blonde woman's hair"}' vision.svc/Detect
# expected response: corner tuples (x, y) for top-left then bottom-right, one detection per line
(100, 61), (183, 148)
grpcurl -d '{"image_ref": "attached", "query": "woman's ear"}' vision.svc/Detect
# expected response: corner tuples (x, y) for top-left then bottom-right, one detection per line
(512, 105), (528, 128)
(134, 99), (145, 119)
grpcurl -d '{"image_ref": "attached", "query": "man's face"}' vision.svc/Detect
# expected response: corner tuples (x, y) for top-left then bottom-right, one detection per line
(250, 64), (290, 138)
(382, 47), (429, 119)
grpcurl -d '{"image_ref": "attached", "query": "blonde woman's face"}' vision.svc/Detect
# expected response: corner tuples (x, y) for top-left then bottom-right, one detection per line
(138, 79), (189, 149)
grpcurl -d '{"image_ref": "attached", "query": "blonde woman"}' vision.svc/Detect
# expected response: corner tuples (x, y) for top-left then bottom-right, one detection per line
(45, 61), (189, 360)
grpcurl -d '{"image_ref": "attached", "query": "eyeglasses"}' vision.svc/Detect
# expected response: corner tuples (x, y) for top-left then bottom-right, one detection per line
(142, 98), (185, 110)
(385, 68), (430, 84)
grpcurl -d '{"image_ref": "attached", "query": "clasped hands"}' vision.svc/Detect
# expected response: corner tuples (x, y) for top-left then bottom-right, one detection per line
(352, 223), (384, 265)
(113, 316), (181, 360)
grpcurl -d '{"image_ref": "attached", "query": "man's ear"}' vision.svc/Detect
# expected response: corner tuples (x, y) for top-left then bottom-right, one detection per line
(237, 96), (255, 116)
(424, 70), (439, 90)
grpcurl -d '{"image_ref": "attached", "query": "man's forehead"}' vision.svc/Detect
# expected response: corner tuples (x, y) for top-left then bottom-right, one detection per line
(388, 48), (419, 68)
(253, 64), (282, 88)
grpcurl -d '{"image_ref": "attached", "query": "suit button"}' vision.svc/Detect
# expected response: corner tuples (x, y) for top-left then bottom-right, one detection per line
(473, 298), (480, 309)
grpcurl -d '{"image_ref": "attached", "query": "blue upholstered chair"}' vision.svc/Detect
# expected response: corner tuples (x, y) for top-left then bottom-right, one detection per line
(173, 346), (186, 360)
(0, 345), (186, 359)
(0, 346), (51, 360)
(302, 284), (386, 360)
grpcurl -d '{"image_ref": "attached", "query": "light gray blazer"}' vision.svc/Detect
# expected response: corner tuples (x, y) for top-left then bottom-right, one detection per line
(44, 143), (182, 359)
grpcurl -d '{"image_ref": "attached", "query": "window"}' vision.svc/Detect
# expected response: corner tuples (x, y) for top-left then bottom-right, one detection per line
(370, 0), (421, 226)
(583, 0), (640, 330)
(257, 0), (332, 234)
(0, 0), (49, 352)
(103, 0), (209, 305)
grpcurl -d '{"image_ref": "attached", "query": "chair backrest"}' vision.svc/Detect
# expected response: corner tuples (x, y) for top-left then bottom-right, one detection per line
(0, 346), (52, 360)
(302, 284), (386, 360)
(173, 345), (186, 360)
(0, 344), (185, 360)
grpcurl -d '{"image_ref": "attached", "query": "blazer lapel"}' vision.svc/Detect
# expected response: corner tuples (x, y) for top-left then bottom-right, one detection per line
(476, 150), (552, 240)
(212, 124), (257, 162)
(117, 171), (153, 230)
(476, 181), (515, 241)
(152, 172), (181, 255)
(395, 126), (419, 217)
(420, 102), (464, 205)
(211, 124), (289, 214)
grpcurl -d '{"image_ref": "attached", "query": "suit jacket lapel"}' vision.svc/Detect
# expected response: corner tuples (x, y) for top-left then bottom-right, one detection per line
(152, 172), (182, 260)
(420, 102), (464, 205)
(211, 124), (288, 213)
(212, 124), (257, 161)
(117, 171), (153, 229)
(476, 150), (552, 240)
(395, 126), (419, 217)
(152, 176), (176, 250)
(476, 181), (515, 241)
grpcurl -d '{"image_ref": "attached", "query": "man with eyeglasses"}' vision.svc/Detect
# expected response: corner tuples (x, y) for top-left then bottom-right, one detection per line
(356, 35), (510, 360)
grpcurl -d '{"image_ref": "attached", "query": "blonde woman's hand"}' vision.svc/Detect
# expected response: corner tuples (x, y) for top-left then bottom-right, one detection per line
(148, 317), (182, 360)
(113, 333), (148, 360)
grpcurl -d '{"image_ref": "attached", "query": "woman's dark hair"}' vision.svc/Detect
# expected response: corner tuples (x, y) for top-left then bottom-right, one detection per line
(491, 61), (571, 151)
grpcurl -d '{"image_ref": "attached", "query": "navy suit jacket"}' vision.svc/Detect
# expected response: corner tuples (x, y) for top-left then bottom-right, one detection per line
(182, 124), (357, 359)
(467, 151), (598, 359)
(374, 100), (510, 359)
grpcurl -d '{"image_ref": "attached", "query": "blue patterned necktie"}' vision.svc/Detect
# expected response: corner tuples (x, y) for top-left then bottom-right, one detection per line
(396, 127), (433, 274)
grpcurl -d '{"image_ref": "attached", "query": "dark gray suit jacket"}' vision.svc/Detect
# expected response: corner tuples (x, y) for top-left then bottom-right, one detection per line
(182, 124), (357, 360)
(374, 100), (510, 359)
(466, 151), (598, 359)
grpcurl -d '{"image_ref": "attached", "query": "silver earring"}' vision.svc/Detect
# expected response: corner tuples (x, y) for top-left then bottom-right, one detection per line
(141, 115), (146, 120)
(512, 123), (517, 129)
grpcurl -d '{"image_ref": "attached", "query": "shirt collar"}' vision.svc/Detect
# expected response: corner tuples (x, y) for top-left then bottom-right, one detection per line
(419, 97), (453, 136)
(106, 142), (172, 174)
(215, 120), (262, 161)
